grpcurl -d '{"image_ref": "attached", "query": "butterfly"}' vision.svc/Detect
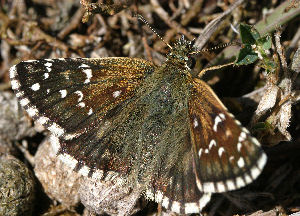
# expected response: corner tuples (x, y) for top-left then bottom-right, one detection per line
(10, 35), (267, 214)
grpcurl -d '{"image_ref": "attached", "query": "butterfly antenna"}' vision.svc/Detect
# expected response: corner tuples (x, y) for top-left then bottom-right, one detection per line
(134, 14), (172, 50)
(190, 41), (240, 55)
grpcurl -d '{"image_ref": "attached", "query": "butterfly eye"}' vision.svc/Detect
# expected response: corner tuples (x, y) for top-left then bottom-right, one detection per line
(187, 56), (196, 69)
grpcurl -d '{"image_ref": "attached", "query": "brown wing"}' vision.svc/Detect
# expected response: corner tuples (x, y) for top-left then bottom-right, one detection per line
(188, 78), (267, 193)
(11, 57), (155, 139)
(10, 57), (155, 177)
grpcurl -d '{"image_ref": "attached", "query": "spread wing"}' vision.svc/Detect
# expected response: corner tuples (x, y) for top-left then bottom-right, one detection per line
(10, 57), (155, 139)
(10, 57), (155, 175)
(188, 78), (267, 193)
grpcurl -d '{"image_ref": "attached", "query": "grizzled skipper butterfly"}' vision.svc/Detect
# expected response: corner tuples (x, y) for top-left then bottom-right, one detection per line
(10, 19), (267, 214)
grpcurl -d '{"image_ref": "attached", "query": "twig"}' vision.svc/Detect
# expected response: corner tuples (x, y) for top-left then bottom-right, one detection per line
(275, 29), (289, 78)
(150, 0), (194, 41)
(194, 0), (245, 50)
(58, 8), (84, 40)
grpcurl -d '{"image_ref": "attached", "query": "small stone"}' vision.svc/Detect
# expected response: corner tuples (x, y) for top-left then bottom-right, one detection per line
(0, 155), (35, 216)
(0, 91), (36, 142)
(79, 176), (142, 215)
(34, 138), (82, 207)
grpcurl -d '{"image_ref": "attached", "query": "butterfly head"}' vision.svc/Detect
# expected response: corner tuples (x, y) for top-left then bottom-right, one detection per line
(167, 35), (196, 67)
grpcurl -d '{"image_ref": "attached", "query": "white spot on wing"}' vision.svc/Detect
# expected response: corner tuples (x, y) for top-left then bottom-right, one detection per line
(237, 142), (242, 152)
(226, 180), (235, 190)
(242, 127), (250, 134)
(213, 113), (225, 132)
(88, 108), (93, 115)
(203, 182), (215, 192)
(79, 64), (92, 84)
(48, 123), (65, 137)
(171, 201), (181, 213)
(79, 63), (89, 68)
(37, 116), (49, 125)
(228, 113), (234, 118)
(113, 90), (121, 98)
(219, 113), (226, 120)
(237, 157), (245, 168)
(83, 68), (92, 83)
(199, 193), (211, 210)
(45, 62), (52, 68)
(9, 65), (17, 78)
(198, 148), (203, 158)
(44, 73), (49, 79)
(78, 102), (85, 107)
(26, 106), (38, 117)
(238, 131), (247, 142)
(193, 118), (199, 128)
(59, 89), (67, 98)
(218, 147), (225, 157)
(251, 137), (260, 146)
(225, 129), (232, 137)
(31, 83), (40, 91)
(235, 119), (241, 126)
(16, 91), (24, 98)
(75, 90), (83, 102)
(45, 62), (52, 72)
(64, 132), (81, 140)
(11, 80), (20, 90)
(20, 98), (30, 106)
(257, 153), (267, 170)
(209, 139), (216, 149)
(213, 115), (222, 131)
(217, 182), (226, 192)
(244, 173), (252, 183)
(236, 176), (245, 188)
(162, 196), (169, 208)
(250, 166), (261, 179)
(184, 202), (199, 214)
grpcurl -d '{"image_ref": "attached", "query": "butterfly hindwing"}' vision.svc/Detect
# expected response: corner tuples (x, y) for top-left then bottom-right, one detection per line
(146, 135), (212, 214)
(189, 78), (267, 193)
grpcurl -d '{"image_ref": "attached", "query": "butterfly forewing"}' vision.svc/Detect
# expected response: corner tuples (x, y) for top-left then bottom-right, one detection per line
(10, 58), (155, 139)
(189, 79), (267, 193)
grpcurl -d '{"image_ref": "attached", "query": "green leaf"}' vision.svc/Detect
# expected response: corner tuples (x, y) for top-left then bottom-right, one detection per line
(257, 34), (272, 50)
(235, 45), (258, 65)
(239, 23), (259, 45)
